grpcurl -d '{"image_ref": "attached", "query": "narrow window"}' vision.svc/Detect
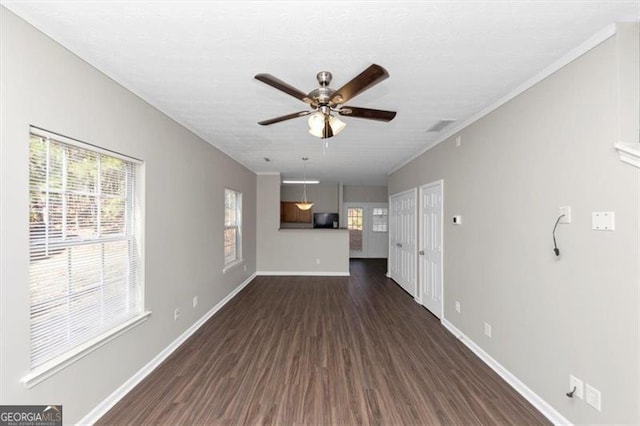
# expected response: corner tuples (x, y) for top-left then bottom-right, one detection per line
(224, 188), (242, 267)
(28, 128), (142, 369)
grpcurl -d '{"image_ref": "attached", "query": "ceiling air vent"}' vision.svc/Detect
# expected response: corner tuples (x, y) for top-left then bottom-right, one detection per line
(427, 120), (456, 132)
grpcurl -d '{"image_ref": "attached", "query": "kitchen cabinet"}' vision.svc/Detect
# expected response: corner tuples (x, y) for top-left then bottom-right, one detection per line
(281, 201), (312, 223)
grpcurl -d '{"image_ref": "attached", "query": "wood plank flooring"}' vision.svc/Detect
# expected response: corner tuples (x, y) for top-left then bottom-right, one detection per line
(98, 259), (549, 425)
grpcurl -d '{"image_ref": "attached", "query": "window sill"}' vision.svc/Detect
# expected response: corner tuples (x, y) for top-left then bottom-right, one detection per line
(223, 259), (244, 274)
(22, 311), (152, 388)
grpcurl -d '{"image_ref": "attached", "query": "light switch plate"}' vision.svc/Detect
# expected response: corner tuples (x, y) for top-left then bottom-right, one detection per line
(585, 384), (602, 411)
(592, 212), (615, 231)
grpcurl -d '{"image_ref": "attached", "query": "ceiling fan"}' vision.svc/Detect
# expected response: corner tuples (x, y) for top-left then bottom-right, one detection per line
(255, 64), (396, 139)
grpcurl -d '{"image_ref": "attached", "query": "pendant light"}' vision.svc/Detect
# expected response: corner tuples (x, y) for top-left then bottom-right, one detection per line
(295, 157), (314, 211)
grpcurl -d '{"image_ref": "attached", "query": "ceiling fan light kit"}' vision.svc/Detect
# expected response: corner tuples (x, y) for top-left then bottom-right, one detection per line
(308, 111), (346, 138)
(255, 64), (396, 139)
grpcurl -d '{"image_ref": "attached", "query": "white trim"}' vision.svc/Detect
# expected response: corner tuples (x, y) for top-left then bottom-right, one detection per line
(615, 142), (640, 168)
(255, 172), (281, 176)
(388, 23), (617, 175)
(256, 271), (350, 276)
(441, 319), (572, 426)
(77, 272), (256, 425)
(22, 312), (152, 388)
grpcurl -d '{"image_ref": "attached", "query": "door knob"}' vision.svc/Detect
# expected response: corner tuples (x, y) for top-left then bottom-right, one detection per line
(396, 243), (403, 247)
(419, 250), (425, 255)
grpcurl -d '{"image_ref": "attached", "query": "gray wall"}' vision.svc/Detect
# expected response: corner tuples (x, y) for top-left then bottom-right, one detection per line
(343, 185), (388, 202)
(0, 8), (256, 423)
(617, 23), (639, 143)
(388, 29), (639, 424)
(258, 175), (349, 274)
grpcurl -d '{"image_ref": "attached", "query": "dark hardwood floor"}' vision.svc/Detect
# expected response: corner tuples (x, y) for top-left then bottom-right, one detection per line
(98, 259), (549, 425)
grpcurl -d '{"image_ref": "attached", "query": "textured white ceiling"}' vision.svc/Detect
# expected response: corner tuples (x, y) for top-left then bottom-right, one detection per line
(3, 1), (639, 185)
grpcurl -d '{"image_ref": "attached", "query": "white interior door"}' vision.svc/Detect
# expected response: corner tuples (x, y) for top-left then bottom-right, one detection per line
(419, 181), (443, 318)
(389, 189), (417, 297)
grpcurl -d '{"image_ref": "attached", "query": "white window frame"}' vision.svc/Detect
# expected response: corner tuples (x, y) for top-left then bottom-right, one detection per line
(223, 188), (243, 272)
(23, 127), (149, 388)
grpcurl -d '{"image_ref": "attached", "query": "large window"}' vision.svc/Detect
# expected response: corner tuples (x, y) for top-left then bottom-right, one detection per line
(28, 128), (143, 370)
(224, 188), (242, 268)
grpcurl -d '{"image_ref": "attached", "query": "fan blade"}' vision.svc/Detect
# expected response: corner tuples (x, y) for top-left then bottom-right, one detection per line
(323, 115), (334, 139)
(255, 73), (315, 105)
(329, 64), (389, 105)
(338, 106), (397, 122)
(258, 111), (311, 126)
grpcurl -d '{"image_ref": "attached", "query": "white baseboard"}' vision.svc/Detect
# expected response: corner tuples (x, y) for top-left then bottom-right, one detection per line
(441, 318), (571, 426)
(77, 272), (257, 425)
(256, 271), (350, 276)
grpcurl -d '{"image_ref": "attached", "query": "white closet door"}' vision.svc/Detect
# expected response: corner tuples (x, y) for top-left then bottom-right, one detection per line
(419, 181), (443, 318)
(389, 189), (417, 297)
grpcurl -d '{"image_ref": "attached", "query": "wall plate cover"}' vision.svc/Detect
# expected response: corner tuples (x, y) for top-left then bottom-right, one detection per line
(585, 384), (602, 411)
(559, 206), (571, 224)
(569, 375), (584, 400)
(592, 212), (615, 231)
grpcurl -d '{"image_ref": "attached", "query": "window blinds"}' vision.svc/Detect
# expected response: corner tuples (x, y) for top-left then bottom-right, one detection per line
(28, 130), (142, 368)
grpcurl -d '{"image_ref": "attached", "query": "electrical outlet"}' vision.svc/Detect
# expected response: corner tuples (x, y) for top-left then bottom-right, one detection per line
(455, 136), (462, 147)
(455, 301), (461, 313)
(484, 322), (492, 338)
(569, 375), (584, 400)
(174, 308), (180, 321)
(316, 258), (320, 265)
(192, 296), (198, 308)
(243, 264), (247, 272)
(585, 384), (602, 411)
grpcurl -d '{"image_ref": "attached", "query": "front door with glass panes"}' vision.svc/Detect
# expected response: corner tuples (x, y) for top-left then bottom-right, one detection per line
(344, 202), (389, 258)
